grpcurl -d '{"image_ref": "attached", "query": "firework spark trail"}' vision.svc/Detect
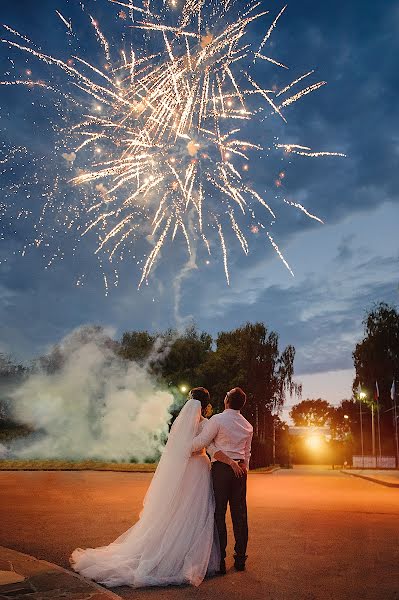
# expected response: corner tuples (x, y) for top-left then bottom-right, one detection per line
(276, 70), (314, 96)
(278, 81), (327, 108)
(216, 218), (229, 285)
(262, 227), (294, 277)
(256, 4), (286, 56)
(56, 10), (73, 32)
(246, 73), (287, 123)
(109, 0), (154, 17)
(90, 15), (111, 63)
(3, 24), (36, 45)
(277, 144), (346, 158)
(0, 0), (345, 288)
(255, 53), (288, 69)
(283, 199), (324, 223)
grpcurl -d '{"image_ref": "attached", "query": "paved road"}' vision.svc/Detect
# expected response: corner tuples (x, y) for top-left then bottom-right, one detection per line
(1, 466), (398, 600)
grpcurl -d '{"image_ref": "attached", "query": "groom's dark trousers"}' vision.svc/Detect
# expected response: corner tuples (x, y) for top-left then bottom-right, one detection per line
(211, 461), (248, 563)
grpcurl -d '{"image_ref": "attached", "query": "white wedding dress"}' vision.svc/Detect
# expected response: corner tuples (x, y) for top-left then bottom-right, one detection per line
(70, 399), (220, 588)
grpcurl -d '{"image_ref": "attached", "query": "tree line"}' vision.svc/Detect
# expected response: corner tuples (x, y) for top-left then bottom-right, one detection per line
(0, 322), (300, 463)
(1, 302), (398, 465)
(118, 322), (301, 454)
(288, 303), (399, 461)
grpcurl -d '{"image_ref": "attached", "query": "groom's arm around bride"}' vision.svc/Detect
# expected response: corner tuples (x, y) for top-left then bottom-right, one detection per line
(191, 388), (253, 573)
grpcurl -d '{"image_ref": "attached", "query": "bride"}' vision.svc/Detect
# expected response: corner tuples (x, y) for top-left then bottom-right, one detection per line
(70, 387), (233, 588)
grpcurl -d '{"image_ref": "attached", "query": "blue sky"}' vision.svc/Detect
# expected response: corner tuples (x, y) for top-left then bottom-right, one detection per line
(0, 0), (398, 406)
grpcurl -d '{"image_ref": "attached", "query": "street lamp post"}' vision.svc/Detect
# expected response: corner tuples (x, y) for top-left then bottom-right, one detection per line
(359, 391), (366, 467)
(376, 385), (382, 461)
(371, 403), (376, 458)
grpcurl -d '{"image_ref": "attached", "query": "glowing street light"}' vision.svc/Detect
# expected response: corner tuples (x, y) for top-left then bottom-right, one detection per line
(306, 435), (323, 451)
(179, 385), (189, 394)
(357, 388), (367, 465)
(343, 414), (349, 420)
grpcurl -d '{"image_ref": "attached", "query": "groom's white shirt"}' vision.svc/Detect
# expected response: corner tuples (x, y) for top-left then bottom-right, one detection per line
(192, 409), (253, 469)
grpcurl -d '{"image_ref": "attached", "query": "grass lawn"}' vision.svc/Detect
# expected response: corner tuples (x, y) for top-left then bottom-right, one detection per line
(0, 460), (279, 473)
(0, 459), (157, 472)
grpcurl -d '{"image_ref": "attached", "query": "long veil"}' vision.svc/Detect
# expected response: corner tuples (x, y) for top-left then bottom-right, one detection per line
(70, 398), (204, 587)
(128, 398), (201, 527)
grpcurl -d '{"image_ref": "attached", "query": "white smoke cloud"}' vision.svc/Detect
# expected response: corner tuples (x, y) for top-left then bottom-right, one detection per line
(0, 443), (8, 458)
(173, 211), (198, 330)
(8, 327), (174, 462)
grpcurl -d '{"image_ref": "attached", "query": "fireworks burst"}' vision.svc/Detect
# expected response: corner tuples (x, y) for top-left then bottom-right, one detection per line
(0, 0), (345, 288)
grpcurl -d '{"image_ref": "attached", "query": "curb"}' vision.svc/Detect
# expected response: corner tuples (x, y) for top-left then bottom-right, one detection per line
(250, 466), (281, 475)
(0, 546), (122, 599)
(341, 470), (399, 488)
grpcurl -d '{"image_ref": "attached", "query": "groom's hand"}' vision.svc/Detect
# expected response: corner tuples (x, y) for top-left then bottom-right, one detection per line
(229, 459), (245, 478)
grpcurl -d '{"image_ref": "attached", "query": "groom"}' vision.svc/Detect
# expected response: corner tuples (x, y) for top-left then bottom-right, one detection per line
(191, 387), (253, 574)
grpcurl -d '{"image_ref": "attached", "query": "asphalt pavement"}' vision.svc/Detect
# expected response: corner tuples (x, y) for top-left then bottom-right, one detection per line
(1, 466), (398, 600)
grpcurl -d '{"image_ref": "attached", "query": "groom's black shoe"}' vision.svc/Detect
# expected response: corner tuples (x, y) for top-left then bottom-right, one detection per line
(218, 559), (227, 575)
(234, 555), (247, 571)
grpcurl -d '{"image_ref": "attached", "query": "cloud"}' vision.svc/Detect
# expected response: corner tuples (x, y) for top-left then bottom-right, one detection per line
(336, 235), (354, 262)
(0, 0), (397, 402)
(173, 202), (398, 376)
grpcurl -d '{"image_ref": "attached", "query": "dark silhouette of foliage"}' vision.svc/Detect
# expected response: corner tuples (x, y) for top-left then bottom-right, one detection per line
(157, 325), (213, 388)
(198, 323), (301, 440)
(119, 331), (156, 364)
(353, 302), (399, 454)
(0, 353), (26, 423)
(290, 398), (331, 427)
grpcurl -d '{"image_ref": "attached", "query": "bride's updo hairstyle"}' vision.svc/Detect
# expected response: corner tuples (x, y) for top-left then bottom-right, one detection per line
(189, 387), (211, 415)
(227, 387), (247, 410)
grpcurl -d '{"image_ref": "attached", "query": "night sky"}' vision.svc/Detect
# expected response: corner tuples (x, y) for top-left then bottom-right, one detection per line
(0, 0), (398, 409)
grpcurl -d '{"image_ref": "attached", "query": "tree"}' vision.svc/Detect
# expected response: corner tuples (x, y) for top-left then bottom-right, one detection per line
(353, 303), (399, 395)
(117, 321), (300, 467)
(158, 325), (213, 388)
(0, 354), (26, 423)
(119, 331), (156, 364)
(0, 354), (25, 378)
(328, 399), (364, 463)
(290, 399), (331, 427)
(118, 326), (213, 390)
(353, 302), (399, 454)
(329, 401), (353, 444)
(199, 322), (301, 433)
(329, 400), (355, 438)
